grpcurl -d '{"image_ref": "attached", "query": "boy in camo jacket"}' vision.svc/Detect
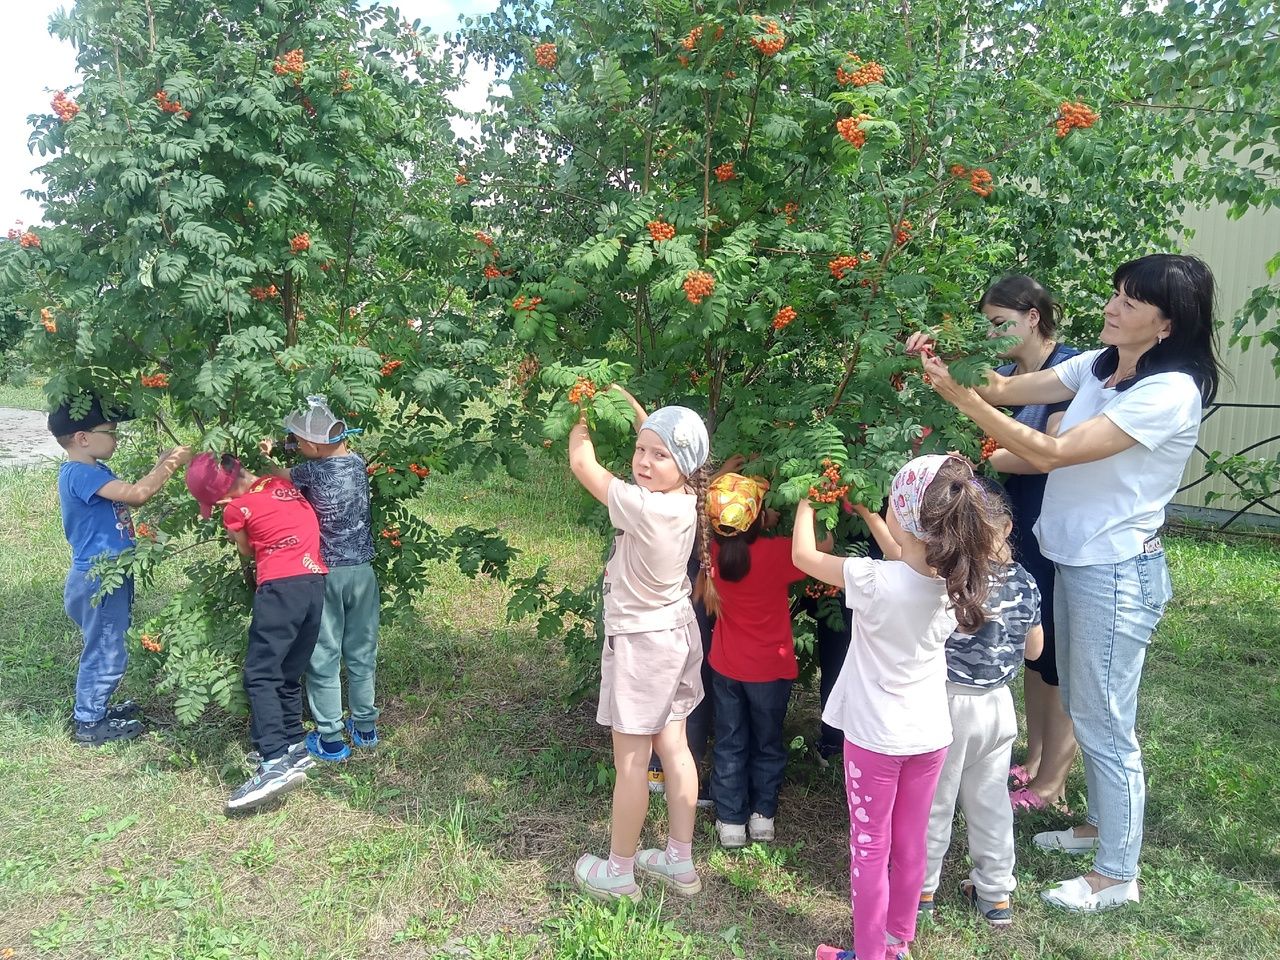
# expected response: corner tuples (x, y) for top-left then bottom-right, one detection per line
(919, 478), (1044, 927)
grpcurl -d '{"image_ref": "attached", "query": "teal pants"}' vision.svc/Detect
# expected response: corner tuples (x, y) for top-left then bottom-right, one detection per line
(306, 563), (380, 738)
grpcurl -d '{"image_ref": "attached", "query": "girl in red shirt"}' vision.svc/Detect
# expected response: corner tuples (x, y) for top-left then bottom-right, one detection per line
(699, 473), (818, 848)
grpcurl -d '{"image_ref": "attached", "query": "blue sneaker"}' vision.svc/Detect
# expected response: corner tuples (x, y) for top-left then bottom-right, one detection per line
(306, 731), (351, 762)
(345, 717), (379, 749)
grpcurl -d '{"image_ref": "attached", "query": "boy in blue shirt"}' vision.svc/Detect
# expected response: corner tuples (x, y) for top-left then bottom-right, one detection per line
(260, 396), (380, 761)
(49, 394), (191, 746)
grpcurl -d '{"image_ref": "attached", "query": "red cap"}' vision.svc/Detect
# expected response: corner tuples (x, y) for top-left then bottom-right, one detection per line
(185, 452), (240, 519)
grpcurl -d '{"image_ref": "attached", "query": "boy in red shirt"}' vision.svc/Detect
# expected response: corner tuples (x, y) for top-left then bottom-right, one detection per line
(186, 452), (327, 812)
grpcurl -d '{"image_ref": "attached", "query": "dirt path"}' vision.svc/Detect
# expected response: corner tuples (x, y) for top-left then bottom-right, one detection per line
(0, 406), (63, 468)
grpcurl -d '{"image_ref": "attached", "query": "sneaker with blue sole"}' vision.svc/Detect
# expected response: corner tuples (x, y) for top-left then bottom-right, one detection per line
(226, 754), (307, 812)
(306, 731), (351, 761)
(345, 717), (379, 749)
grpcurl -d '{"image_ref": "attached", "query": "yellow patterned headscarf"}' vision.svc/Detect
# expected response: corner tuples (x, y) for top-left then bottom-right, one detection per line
(708, 473), (770, 536)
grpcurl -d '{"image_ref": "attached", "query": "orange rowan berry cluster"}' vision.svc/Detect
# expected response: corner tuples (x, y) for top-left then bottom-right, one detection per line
(483, 263), (505, 280)
(249, 284), (278, 301)
(780, 201), (798, 225)
(750, 19), (785, 56)
(409, 462), (431, 478)
(40, 307), (56, 333)
(836, 55), (885, 87)
(273, 48), (305, 76)
(339, 69), (353, 92)
(140, 372), (170, 388)
(140, 634), (163, 653)
(647, 219), (676, 243)
(1056, 101), (1099, 137)
(895, 219), (913, 245)
(380, 358), (403, 377)
(682, 26), (703, 50)
(567, 377), (597, 404)
(809, 458), (850, 504)
(51, 91), (80, 122)
(534, 42), (558, 69)
(714, 161), (735, 182)
(19, 231), (40, 249)
(980, 436), (999, 461)
(804, 581), (842, 598)
(153, 91), (191, 119)
(968, 168), (993, 197)
(366, 463), (380, 475)
(380, 527), (403, 548)
(135, 522), (156, 539)
(683, 270), (715, 304)
(828, 254), (862, 280)
(949, 163), (967, 177)
(836, 114), (871, 148)
(455, 173), (469, 185)
(771, 305), (797, 330)
(290, 232), (310, 253)
(677, 55), (691, 68)
(512, 294), (543, 311)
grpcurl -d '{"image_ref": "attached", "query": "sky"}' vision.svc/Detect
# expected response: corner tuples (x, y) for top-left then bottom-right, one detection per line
(0, 1), (498, 229)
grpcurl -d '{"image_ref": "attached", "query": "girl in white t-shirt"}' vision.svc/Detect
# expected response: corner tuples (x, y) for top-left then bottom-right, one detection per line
(915, 254), (1221, 914)
(568, 387), (712, 903)
(794, 455), (1008, 960)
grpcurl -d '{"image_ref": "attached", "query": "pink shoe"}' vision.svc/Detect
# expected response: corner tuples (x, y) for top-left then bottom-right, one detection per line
(1009, 764), (1030, 787)
(1010, 786), (1050, 812)
(574, 853), (641, 903)
(814, 947), (855, 960)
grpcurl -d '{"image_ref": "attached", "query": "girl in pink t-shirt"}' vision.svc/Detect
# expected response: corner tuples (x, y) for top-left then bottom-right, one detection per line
(792, 455), (1007, 960)
(568, 387), (712, 902)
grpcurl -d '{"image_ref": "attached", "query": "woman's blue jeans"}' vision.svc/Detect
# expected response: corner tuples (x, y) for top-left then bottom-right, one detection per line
(1055, 546), (1172, 881)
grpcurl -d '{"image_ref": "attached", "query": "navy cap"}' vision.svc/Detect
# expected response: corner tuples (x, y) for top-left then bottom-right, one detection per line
(47, 394), (136, 437)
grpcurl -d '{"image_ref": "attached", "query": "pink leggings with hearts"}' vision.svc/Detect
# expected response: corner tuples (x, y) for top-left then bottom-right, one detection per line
(843, 740), (948, 959)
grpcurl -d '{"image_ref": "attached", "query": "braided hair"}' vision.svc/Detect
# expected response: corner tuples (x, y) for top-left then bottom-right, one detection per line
(690, 465), (721, 617)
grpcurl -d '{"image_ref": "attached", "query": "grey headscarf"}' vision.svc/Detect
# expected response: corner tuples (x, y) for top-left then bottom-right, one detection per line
(640, 406), (709, 477)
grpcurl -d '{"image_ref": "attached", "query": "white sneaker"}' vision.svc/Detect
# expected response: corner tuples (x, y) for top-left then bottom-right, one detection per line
(1033, 826), (1101, 853)
(716, 819), (747, 849)
(1041, 876), (1139, 912)
(748, 813), (775, 842)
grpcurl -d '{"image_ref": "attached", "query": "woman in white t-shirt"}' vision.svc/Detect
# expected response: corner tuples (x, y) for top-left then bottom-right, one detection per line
(913, 254), (1221, 914)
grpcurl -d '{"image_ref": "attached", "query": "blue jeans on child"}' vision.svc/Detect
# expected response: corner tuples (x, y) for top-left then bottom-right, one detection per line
(710, 669), (793, 825)
(64, 570), (134, 724)
(1055, 546), (1172, 882)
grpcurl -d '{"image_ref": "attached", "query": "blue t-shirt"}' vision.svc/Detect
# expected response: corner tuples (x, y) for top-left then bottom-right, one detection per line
(945, 562), (1041, 689)
(58, 461), (135, 571)
(996, 344), (1079, 570)
(289, 453), (374, 566)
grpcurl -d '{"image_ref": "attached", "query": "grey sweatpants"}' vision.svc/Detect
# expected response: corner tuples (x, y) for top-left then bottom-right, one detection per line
(922, 682), (1018, 900)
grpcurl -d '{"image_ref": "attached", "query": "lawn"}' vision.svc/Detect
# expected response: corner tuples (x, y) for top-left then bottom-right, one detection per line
(0, 449), (1277, 959)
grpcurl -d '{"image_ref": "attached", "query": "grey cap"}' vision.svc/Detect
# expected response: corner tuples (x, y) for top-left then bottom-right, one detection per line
(282, 395), (347, 444)
(640, 406), (709, 477)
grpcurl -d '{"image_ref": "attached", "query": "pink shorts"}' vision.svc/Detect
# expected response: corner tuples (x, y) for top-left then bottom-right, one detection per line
(597, 620), (704, 735)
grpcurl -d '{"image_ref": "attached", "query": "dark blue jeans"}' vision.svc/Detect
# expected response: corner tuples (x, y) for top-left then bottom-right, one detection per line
(710, 669), (793, 824)
(649, 554), (714, 779)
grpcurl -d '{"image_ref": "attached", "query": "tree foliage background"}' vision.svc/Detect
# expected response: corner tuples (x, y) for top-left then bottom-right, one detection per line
(2, 0), (1278, 712)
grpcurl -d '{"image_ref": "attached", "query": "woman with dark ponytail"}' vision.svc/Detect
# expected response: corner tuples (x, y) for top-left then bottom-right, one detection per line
(978, 274), (1080, 812)
(796, 455), (1008, 960)
(917, 253), (1222, 913)
(694, 473), (817, 849)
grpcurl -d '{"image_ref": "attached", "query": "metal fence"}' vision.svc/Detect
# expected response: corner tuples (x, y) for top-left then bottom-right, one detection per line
(1177, 401), (1280, 529)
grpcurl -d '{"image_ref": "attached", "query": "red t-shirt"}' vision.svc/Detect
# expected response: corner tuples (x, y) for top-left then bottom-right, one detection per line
(708, 535), (805, 682)
(222, 477), (328, 585)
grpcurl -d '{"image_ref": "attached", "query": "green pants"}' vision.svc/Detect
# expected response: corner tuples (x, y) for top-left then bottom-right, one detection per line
(306, 563), (380, 738)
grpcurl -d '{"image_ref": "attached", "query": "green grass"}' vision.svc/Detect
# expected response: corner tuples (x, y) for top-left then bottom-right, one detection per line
(1, 454), (1278, 959)
(0, 380), (47, 410)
